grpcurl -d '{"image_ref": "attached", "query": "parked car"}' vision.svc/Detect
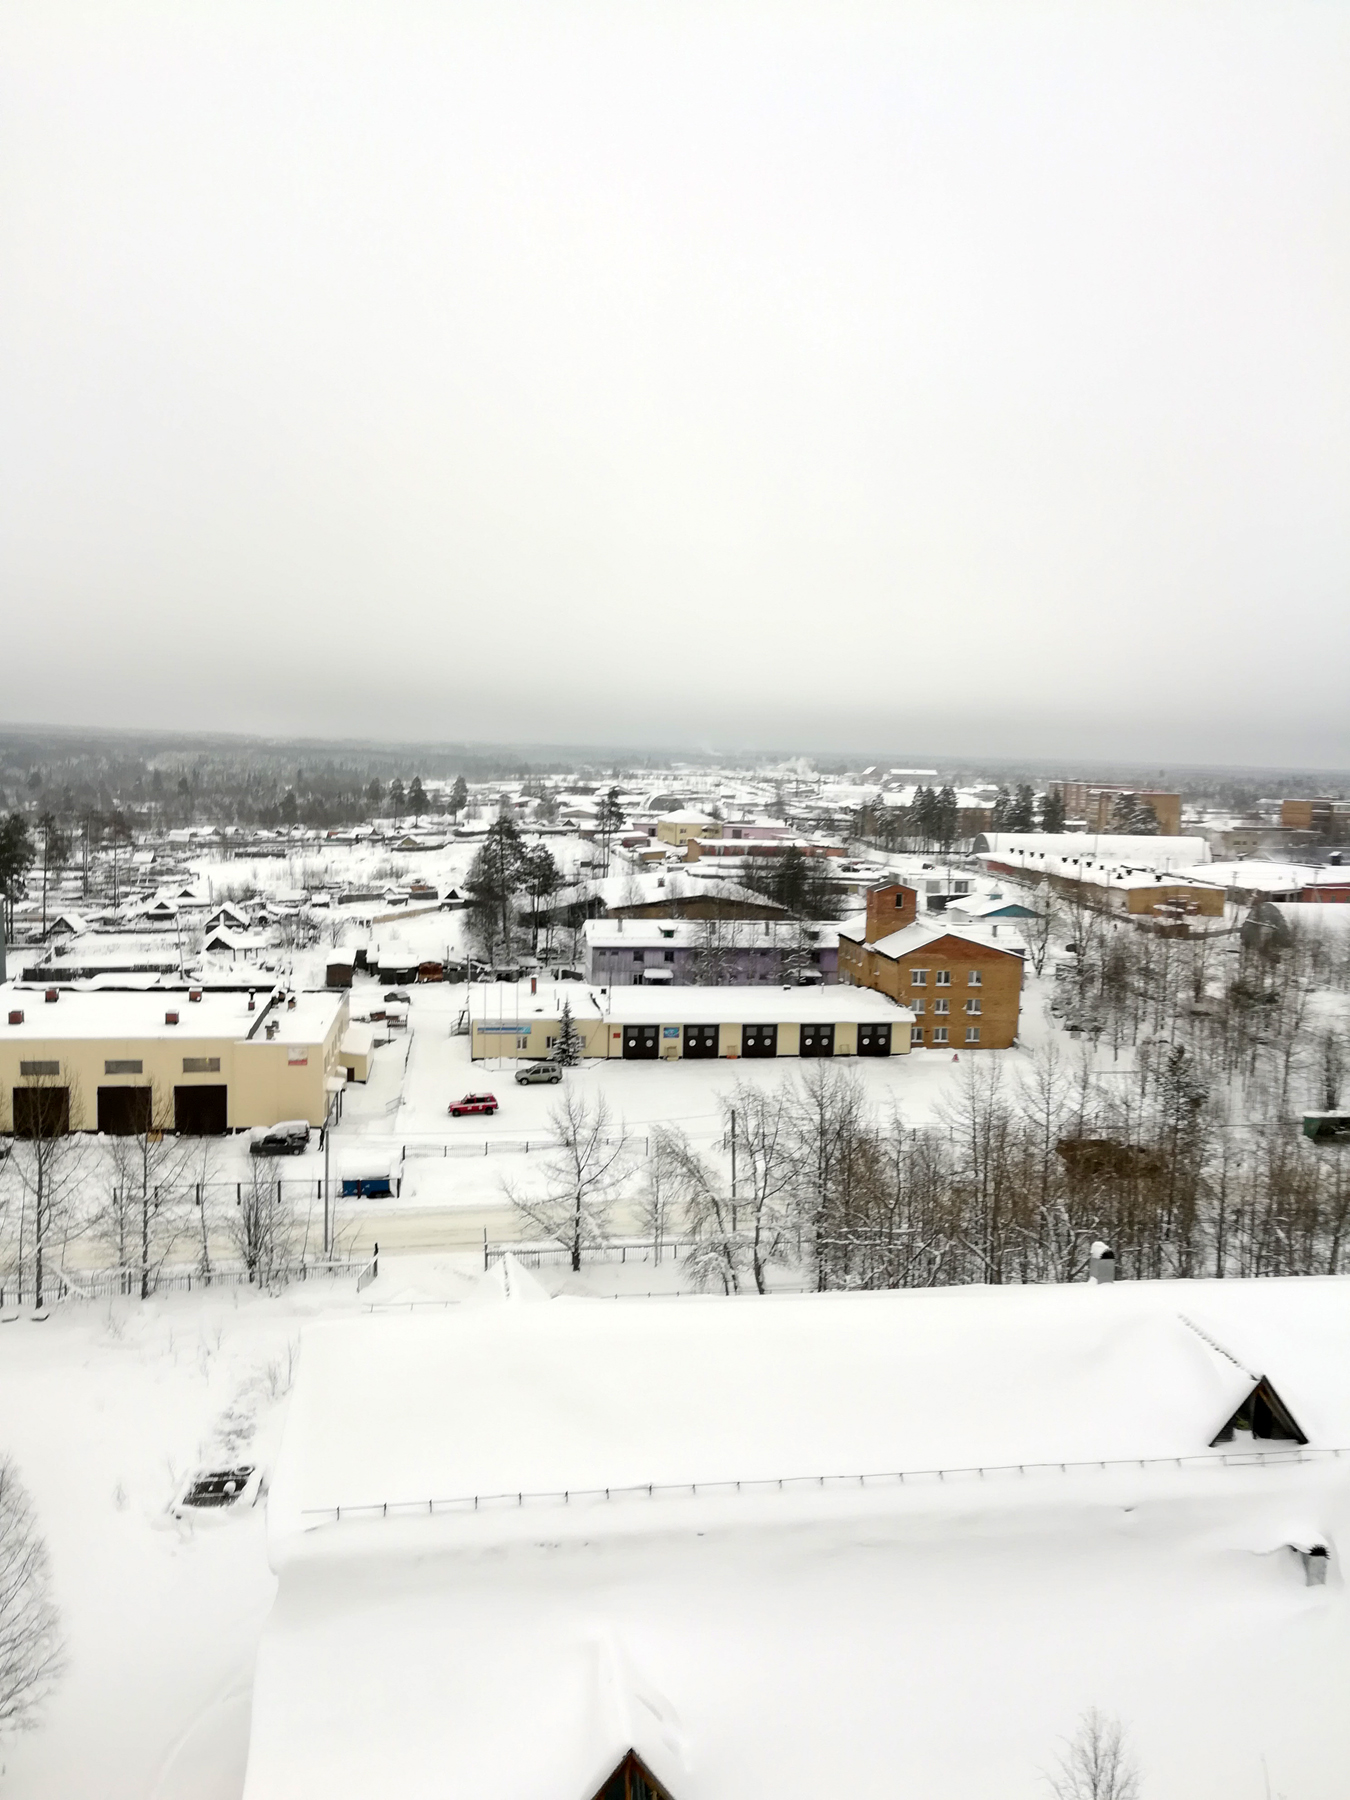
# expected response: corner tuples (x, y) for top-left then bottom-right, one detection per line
(384, 989), (411, 1004)
(249, 1120), (311, 1156)
(449, 1092), (499, 1117)
(515, 1061), (562, 1086)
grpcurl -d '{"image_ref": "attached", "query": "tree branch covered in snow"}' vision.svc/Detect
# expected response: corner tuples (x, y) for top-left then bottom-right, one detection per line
(0, 1457), (63, 1736)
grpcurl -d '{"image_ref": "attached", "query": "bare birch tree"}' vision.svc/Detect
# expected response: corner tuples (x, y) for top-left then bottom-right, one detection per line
(226, 1155), (297, 1285)
(1044, 1708), (1140, 1800)
(4, 1070), (87, 1308)
(504, 1092), (631, 1271)
(0, 1456), (64, 1735)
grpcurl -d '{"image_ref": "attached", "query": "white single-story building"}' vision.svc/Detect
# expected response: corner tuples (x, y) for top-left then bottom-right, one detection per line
(468, 982), (912, 1061)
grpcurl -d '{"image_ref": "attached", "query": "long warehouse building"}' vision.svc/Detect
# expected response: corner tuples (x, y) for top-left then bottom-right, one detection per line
(469, 982), (914, 1061)
(0, 982), (349, 1134)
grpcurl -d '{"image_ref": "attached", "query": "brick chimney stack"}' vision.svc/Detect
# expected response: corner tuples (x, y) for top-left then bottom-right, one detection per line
(864, 883), (917, 944)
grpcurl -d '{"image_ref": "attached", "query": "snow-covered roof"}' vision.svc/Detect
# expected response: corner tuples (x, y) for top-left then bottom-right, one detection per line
(0, 981), (342, 1044)
(469, 981), (910, 1026)
(1177, 861), (1331, 894)
(268, 1289), (1296, 1535)
(978, 833), (1211, 868)
(592, 871), (782, 912)
(584, 920), (840, 950)
(943, 893), (1038, 919)
(839, 919), (1026, 959)
(246, 1280), (1345, 1799)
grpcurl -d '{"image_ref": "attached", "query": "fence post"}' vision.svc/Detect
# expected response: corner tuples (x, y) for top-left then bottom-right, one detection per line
(483, 1228), (488, 1272)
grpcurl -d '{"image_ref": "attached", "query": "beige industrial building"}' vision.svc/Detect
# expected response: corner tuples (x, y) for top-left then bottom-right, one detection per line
(0, 983), (349, 1135)
(655, 810), (723, 848)
(469, 982), (913, 1062)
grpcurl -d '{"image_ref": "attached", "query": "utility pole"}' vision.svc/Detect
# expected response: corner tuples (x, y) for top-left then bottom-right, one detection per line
(322, 1090), (335, 1257)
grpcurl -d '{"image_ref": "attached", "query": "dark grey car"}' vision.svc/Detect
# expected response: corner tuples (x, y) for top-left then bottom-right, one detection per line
(515, 1061), (563, 1085)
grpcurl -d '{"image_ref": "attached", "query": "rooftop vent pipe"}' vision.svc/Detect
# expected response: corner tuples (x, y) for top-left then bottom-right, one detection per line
(1088, 1240), (1116, 1284)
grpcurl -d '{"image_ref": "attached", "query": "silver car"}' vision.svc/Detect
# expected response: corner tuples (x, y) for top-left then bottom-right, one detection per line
(515, 1061), (562, 1085)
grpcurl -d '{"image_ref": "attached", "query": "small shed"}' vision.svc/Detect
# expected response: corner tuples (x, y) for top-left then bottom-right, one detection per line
(340, 1024), (374, 1083)
(326, 954), (356, 990)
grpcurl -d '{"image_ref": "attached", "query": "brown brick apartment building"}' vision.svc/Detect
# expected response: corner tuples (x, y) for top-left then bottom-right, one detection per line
(838, 884), (1024, 1048)
(1051, 782), (1182, 836)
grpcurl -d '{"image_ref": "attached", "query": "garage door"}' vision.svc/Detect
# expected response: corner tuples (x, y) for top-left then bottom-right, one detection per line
(799, 1023), (835, 1057)
(622, 1025), (660, 1060)
(174, 1085), (228, 1134)
(682, 1024), (720, 1058)
(12, 1087), (70, 1138)
(97, 1086), (153, 1136)
(857, 1023), (892, 1057)
(741, 1023), (778, 1058)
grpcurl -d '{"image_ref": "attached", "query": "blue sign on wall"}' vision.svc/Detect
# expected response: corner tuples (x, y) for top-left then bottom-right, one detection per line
(663, 1026), (680, 1038)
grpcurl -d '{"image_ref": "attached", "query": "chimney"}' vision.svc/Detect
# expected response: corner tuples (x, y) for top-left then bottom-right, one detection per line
(864, 884), (917, 944)
(1299, 1546), (1329, 1587)
(45, 988), (58, 1004)
(189, 989), (202, 1002)
(8, 1010), (23, 1025)
(530, 976), (537, 995)
(165, 1010), (180, 1026)
(1088, 1240), (1116, 1284)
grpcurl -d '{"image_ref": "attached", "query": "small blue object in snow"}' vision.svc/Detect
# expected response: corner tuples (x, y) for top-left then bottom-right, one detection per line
(341, 1173), (392, 1197)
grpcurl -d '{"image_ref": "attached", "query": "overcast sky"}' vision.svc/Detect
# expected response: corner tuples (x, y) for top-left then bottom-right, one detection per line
(2, 1), (1347, 765)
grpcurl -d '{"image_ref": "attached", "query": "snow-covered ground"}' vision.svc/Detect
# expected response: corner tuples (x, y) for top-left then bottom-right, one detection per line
(6, 1265), (1348, 1797)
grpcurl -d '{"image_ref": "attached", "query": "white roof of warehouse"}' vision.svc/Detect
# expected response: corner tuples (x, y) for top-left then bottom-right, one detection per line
(1178, 861), (1331, 893)
(978, 832), (1211, 868)
(468, 981), (910, 1026)
(0, 981), (343, 1045)
(245, 1280), (1349, 1800)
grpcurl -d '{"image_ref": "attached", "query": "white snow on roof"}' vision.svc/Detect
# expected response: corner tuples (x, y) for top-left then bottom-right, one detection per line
(1178, 861), (1328, 893)
(469, 981), (910, 1025)
(269, 1289), (1268, 1532)
(0, 981), (343, 1044)
(839, 919), (1026, 958)
(584, 920), (840, 949)
(245, 1279), (1350, 1799)
(979, 832), (1211, 868)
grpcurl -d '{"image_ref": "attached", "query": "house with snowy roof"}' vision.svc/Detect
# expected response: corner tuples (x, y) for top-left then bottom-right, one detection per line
(838, 884), (1025, 1048)
(242, 1278), (1344, 1800)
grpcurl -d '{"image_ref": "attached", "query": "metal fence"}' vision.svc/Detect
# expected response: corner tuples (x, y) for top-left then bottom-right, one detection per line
(0, 1255), (369, 1309)
(301, 1444), (1348, 1527)
(483, 1237), (692, 1271)
(401, 1135), (649, 1162)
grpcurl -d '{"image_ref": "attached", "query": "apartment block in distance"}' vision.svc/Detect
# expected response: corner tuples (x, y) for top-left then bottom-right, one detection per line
(1051, 781), (1182, 837)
